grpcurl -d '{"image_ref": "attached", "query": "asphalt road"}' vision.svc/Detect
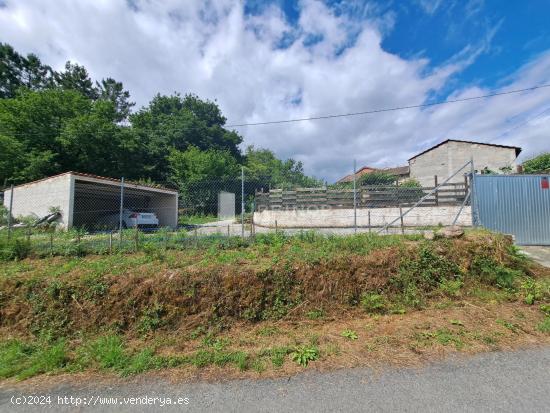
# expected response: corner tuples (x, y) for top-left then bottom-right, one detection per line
(1, 347), (549, 412)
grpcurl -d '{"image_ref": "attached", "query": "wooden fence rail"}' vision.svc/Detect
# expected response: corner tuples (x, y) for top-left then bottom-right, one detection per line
(255, 182), (467, 210)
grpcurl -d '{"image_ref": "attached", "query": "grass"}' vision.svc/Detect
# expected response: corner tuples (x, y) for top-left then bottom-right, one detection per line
(179, 214), (220, 226)
(0, 230), (549, 381)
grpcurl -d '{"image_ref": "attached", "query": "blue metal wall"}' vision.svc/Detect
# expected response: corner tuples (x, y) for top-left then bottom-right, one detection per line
(472, 174), (550, 245)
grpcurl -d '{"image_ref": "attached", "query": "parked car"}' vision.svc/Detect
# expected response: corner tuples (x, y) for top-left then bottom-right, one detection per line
(96, 209), (159, 229)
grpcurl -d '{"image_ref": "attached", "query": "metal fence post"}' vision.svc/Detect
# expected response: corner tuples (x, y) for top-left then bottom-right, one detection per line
(469, 158), (476, 226)
(241, 167), (245, 239)
(119, 177), (124, 245)
(7, 184), (13, 241)
(353, 160), (357, 233)
(251, 199), (256, 237)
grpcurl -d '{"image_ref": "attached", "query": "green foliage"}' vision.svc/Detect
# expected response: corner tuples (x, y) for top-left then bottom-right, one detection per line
(307, 308), (325, 320)
(399, 243), (462, 289)
(190, 349), (249, 370)
(358, 172), (396, 186)
(471, 257), (520, 289)
(496, 319), (519, 333)
(0, 43), (322, 202)
(361, 293), (387, 314)
(137, 303), (166, 335)
(169, 146), (240, 185)
(264, 346), (291, 367)
(244, 146), (321, 189)
(0, 237), (31, 261)
(0, 339), (67, 380)
(537, 317), (550, 334)
(438, 279), (464, 297)
(179, 214), (219, 226)
(290, 345), (319, 367)
(399, 178), (421, 188)
(0, 43), (55, 98)
(82, 334), (128, 370)
(341, 329), (358, 340)
(523, 153), (550, 174)
(0, 204), (8, 226)
(520, 278), (546, 305)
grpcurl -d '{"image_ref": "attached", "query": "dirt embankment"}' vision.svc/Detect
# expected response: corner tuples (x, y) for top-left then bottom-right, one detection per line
(1, 233), (546, 339)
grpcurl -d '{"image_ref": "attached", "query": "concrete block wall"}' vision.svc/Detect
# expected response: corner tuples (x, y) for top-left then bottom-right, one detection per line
(3, 174), (73, 228)
(253, 206), (472, 228)
(149, 192), (179, 228)
(409, 141), (518, 187)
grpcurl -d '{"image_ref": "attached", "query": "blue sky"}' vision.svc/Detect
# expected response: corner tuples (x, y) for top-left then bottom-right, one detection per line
(247, 0), (550, 92)
(1, 0), (549, 180)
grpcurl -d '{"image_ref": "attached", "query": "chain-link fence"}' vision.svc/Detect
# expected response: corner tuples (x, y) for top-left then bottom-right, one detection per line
(1, 163), (476, 259)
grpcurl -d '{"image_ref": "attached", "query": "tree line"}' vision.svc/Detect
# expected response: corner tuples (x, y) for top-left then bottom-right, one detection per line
(0, 43), (320, 193)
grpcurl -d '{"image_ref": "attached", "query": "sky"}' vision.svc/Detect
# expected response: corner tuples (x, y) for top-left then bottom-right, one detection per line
(1, 0), (549, 181)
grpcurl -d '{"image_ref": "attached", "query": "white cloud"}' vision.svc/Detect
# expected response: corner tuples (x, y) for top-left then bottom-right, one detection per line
(0, 0), (549, 181)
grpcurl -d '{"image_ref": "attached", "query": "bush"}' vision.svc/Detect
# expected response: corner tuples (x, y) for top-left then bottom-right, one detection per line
(0, 237), (31, 261)
(471, 257), (520, 289)
(0, 205), (9, 226)
(359, 172), (396, 186)
(523, 153), (550, 174)
(290, 345), (319, 367)
(361, 293), (387, 314)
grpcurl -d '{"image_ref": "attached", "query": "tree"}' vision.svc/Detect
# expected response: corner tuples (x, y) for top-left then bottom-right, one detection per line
(0, 89), (131, 184)
(0, 43), (55, 98)
(0, 134), (25, 184)
(169, 146), (240, 214)
(96, 78), (134, 122)
(56, 99), (127, 176)
(130, 93), (243, 181)
(523, 153), (550, 174)
(55, 61), (98, 99)
(244, 146), (320, 189)
(168, 146), (240, 186)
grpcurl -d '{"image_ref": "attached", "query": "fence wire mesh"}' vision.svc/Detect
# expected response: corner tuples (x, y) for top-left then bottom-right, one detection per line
(1, 163), (475, 259)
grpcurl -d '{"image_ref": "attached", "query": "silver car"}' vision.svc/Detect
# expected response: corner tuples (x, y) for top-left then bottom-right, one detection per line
(97, 209), (159, 229)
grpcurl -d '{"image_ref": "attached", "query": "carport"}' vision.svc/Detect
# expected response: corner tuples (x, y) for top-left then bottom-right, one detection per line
(3, 172), (179, 229)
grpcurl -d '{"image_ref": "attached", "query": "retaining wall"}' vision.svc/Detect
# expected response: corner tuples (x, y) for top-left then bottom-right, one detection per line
(253, 206), (472, 228)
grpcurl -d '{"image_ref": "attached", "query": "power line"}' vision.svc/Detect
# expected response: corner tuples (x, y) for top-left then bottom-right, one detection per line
(490, 106), (550, 143)
(226, 83), (550, 127)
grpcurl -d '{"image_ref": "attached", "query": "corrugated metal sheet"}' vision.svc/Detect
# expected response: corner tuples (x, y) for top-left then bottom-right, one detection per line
(472, 174), (550, 245)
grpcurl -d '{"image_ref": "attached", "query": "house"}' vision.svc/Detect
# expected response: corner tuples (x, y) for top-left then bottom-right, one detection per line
(337, 165), (410, 184)
(380, 165), (410, 181)
(408, 139), (522, 187)
(337, 166), (378, 183)
(2, 172), (179, 229)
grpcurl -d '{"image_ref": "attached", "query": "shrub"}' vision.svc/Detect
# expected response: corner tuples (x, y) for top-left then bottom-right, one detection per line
(341, 329), (358, 340)
(471, 257), (520, 289)
(307, 308), (324, 320)
(395, 243), (461, 292)
(290, 345), (319, 367)
(537, 317), (550, 334)
(359, 172), (396, 186)
(361, 293), (387, 314)
(523, 153), (550, 174)
(0, 238), (31, 261)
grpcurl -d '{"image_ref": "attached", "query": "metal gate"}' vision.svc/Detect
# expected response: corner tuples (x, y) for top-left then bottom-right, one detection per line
(472, 174), (550, 245)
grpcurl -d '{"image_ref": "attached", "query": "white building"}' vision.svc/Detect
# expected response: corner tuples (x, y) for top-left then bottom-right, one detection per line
(408, 139), (521, 187)
(3, 172), (179, 229)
